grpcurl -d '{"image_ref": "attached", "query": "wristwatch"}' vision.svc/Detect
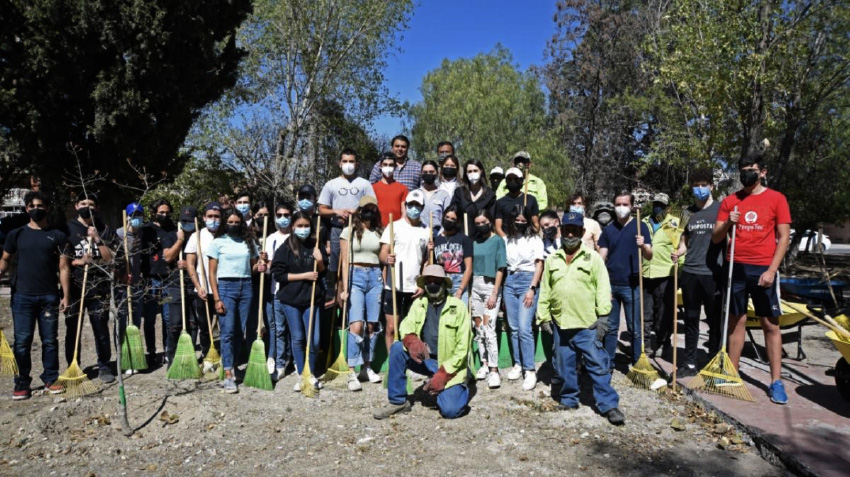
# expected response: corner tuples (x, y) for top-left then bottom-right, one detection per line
(529, 285), (538, 291)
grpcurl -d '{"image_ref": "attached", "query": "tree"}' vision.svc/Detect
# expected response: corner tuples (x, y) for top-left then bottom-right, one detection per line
(407, 46), (571, 206)
(0, 0), (251, 200)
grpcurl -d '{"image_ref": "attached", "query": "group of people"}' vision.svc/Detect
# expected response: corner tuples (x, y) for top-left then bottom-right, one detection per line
(0, 134), (792, 423)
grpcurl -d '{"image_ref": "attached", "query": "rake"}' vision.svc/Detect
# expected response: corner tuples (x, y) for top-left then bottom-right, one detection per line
(120, 211), (147, 373)
(244, 217), (273, 391)
(193, 217), (221, 373)
(57, 237), (98, 397)
(166, 250), (201, 380)
(0, 327), (17, 376)
(627, 209), (662, 389)
(688, 207), (754, 401)
(323, 215), (353, 383)
(666, 207), (690, 390)
(300, 219), (322, 397)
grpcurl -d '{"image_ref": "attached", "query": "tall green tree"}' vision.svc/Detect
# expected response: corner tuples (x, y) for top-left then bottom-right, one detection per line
(0, 0), (251, 200)
(407, 46), (570, 206)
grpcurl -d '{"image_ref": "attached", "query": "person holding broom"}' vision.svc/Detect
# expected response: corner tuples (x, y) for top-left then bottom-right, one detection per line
(0, 191), (72, 400)
(712, 154), (791, 404)
(165, 206), (198, 369)
(373, 265), (472, 420)
(494, 151), (548, 210)
(263, 202), (295, 381)
(184, 201), (223, 365)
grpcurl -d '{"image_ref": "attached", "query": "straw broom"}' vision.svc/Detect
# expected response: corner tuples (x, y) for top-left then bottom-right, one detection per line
(120, 211), (147, 372)
(57, 237), (98, 397)
(166, 250), (202, 380)
(688, 207), (753, 401)
(323, 215), (354, 383)
(0, 327), (17, 376)
(244, 217), (274, 390)
(193, 217), (221, 373)
(627, 209), (662, 389)
(300, 219), (322, 397)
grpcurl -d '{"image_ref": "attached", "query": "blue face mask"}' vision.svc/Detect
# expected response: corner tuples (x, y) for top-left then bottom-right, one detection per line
(406, 205), (422, 220)
(181, 222), (196, 233)
(129, 217), (143, 228)
(569, 205), (585, 214)
(293, 227), (311, 240)
(205, 219), (220, 231)
(693, 185), (711, 201)
(275, 216), (291, 229)
(298, 199), (314, 211)
(236, 204), (250, 216)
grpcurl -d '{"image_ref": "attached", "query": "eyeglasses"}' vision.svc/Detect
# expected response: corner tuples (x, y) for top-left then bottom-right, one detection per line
(255, 214), (269, 219)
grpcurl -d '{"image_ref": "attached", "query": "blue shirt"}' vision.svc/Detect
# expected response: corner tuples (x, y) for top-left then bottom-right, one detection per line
(206, 235), (258, 279)
(598, 219), (652, 286)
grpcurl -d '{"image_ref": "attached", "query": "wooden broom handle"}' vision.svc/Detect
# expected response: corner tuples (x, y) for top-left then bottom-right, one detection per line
(122, 211), (134, 320)
(389, 214), (398, 341)
(636, 208), (645, 353)
(71, 237), (93, 362)
(256, 216), (269, 335)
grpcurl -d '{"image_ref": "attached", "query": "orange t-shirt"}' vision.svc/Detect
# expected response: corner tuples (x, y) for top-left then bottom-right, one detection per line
(717, 188), (791, 266)
(373, 181), (409, 227)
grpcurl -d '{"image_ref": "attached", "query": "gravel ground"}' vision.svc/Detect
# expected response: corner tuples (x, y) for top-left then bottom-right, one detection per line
(0, 296), (784, 476)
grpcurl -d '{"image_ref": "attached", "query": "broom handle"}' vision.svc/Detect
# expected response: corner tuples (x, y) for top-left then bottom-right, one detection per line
(71, 237), (93, 363)
(429, 212), (434, 265)
(179, 250), (187, 331)
(636, 209), (646, 354)
(523, 163), (531, 207)
(342, 214), (353, 329)
(464, 217), (472, 315)
(122, 211), (134, 329)
(257, 216), (269, 336)
(781, 300), (850, 341)
(721, 206), (738, 351)
(193, 217), (216, 341)
(389, 214), (398, 341)
(305, 219), (321, 364)
(672, 261), (679, 389)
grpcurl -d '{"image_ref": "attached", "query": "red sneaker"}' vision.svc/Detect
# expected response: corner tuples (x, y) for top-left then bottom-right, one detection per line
(44, 382), (64, 394)
(12, 386), (31, 400)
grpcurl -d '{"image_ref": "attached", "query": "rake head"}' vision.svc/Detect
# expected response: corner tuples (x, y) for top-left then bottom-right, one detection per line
(57, 360), (98, 398)
(627, 353), (661, 390)
(121, 325), (148, 371)
(243, 340), (273, 391)
(166, 332), (201, 380)
(321, 330), (351, 384)
(0, 328), (18, 376)
(687, 350), (754, 401)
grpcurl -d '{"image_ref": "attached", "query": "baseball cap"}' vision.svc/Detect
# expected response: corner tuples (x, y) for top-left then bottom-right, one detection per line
(125, 202), (144, 216)
(562, 212), (584, 227)
(405, 190), (425, 206)
(180, 206), (198, 222)
(359, 195), (378, 208)
(512, 151), (531, 162)
(652, 193), (670, 206)
(298, 184), (317, 198)
(76, 192), (99, 204)
(490, 167), (504, 176)
(505, 167), (523, 179)
(204, 201), (222, 212)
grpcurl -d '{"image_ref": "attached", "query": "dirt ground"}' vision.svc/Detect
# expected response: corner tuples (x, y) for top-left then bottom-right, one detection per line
(0, 294), (785, 476)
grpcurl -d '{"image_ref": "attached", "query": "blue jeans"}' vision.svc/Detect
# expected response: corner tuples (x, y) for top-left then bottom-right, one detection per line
(143, 277), (170, 356)
(608, 284), (642, 365)
(449, 273), (469, 306)
(552, 327), (619, 413)
(270, 298), (292, 369)
(11, 293), (60, 387)
(387, 341), (469, 419)
(504, 271), (538, 370)
(347, 267), (383, 367)
(280, 302), (321, 375)
(115, 285), (143, 335)
(218, 278), (252, 370)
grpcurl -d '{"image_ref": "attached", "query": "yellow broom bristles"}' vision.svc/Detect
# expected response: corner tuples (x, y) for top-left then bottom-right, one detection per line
(0, 328), (18, 376)
(688, 350), (754, 402)
(627, 352), (661, 390)
(57, 360), (98, 398)
(203, 345), (221, 370)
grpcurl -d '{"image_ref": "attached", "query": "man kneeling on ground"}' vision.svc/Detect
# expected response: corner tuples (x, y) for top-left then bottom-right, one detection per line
(374, 265), (472, 419)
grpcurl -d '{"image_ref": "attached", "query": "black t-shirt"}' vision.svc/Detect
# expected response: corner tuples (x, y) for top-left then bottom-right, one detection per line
(65, 219), (117, 289)
(149, 224), (178, 278)
(434, 233), (473, 275)
(115, 226), (157, 283)
(3, 225), (70, 295)
(495, 193), (539, 220)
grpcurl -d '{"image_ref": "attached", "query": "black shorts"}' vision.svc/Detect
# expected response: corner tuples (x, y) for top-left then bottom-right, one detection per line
(729, 263), (781, 317)
(381, 289), (416, 319)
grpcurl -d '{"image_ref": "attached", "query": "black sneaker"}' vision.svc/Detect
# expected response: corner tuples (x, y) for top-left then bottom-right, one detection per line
(556, 403), (579, 411)
(99, 367), (116, 384)
(605, 408), (625, 425)
(12, 384), (31, 401)
(676, 365), (698, 378)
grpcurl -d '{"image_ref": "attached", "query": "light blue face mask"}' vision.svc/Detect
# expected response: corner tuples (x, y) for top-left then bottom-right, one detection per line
(298, 199), (314, 211)
(129, 217), (143, 228)
(205, 219), (220, 231)
(275, 216), (291, 229)
(293, 227), (311, 240)
(236, 204), (250, 216)
(693, 185), (711, 201)
(569, 205), (585, 214)
(406, 205), (422, 220)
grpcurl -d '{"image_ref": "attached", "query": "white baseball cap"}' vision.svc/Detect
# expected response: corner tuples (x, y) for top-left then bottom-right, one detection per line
(405, 189), (425, 206)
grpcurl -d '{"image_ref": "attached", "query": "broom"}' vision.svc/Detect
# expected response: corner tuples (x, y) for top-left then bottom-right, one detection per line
(57, 237), (98, 397)
(0, 327), (17, 376)
(244, 217), (274, 391)
(688, 207), (754, 401)
(166, 250), (202, 380)
(323, 232), (346, 372)
(323, 215), (354, 383)
(193, 217), (221, 372)
(120, 211), (147, 372)
(300, 219), (322, 397)
(627, 209), (662, 389)
(667, 207), (689, 390)
(523, 163), (531, 207)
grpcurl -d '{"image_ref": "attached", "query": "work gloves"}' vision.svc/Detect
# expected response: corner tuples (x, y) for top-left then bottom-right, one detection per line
(402, 334), (430, 363)
(539, 321), (554, 335)
(588, 315), (610, 342)
(424, 366), (454, 395)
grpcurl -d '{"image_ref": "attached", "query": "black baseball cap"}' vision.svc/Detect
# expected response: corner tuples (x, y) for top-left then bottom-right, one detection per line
(180, 206), (198, 222)
(204, 201), (222, 212)
(298, 184), (317, 198)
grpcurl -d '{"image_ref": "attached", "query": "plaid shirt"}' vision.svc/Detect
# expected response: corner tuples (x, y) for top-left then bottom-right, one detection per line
(369, 158), (422, 191)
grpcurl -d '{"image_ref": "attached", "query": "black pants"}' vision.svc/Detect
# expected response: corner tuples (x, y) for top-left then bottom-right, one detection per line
(645, 276), (675, 350)
(65, 285), (112, 371)
(679, 271), (722, 365)
(166, 287), (200, 363)
(191, 294), (214, 356)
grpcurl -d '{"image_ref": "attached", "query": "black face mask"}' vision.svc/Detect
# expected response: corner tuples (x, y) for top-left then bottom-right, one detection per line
(425, 283), (443, 295)
(422, 173), (438, 185)
(156, 214), (172, 226)
(225, 224), (241, 236)
(476, 224), (491, 237)
(506, 181), (522, 193)
(442, 167), (457, 179)
(740, 170), (759, 187)
(360, 209), (376, 223)
(543, 226), (558, 240)
(442, 219), (457, 232)
(78, 207), (93, 220)
(28, 208), (47, 222)
(515, 223), (528, 234)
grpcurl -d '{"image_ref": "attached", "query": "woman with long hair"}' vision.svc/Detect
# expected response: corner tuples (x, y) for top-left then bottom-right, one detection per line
(439, 154), (461, 197)
(433, 205), (473, 304)
(450, 158), (496, 235)
(470, 209), (506, 389)
(208, 208), (263, 394)
(418, 160), (453, 236)
(264, 202), (294, 380)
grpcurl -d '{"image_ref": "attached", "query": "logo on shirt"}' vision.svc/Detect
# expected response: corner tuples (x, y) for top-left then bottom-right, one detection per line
(744, 211), (758, 224)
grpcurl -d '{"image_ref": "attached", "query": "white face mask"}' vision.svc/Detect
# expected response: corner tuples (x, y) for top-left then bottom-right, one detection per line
(381, 166), (395, 178)
(467, 172), (481, 184)
(569, 205), (585, 214)
(341, 163), (356, 176)
(615, 206), (631, 219)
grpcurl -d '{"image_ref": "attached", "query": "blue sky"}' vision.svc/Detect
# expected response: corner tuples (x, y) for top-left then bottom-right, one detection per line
(373, 0), (558, 138)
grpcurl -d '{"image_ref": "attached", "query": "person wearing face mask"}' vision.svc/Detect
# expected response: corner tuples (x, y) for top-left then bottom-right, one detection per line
(416, 160), (452, 236)
(379, 190), (431, 355)
(439, 155), (461, 197)
(639, 193), (680, 360)
(433, 206), (473, 305)
(712, 154), (791, 405)
(271, 211), (328, 393)
(261, 202), (295, 380)
(537, 212), (625, 425)
(470, 209), (506, 389)
(184, 201), (223, 365)
(0, 191), (72, 399)
(540, 210), (562, 258)
(494, 151), (549, 210)
(494, 168), (539, 237)
(502, 206), (544, 391)
(165, 206), (200, 369)
(671, 168), (724, 378)
(567, 193), (602, 251)
(208, 209), (263, 394)
(373, 265), (472, 420)
(250, 201), (270, 238)
(489, 167), (505, 192)
(373, 153), (409, 227)
(234, 192), (253, 227)
(247, 200), (271, 354)
(598, 191), (653, 368)
(450, 158), (496, 235)
(368, 135), (423, 190)
(62, 192), (115, 384)
(592, 202), (615, 228)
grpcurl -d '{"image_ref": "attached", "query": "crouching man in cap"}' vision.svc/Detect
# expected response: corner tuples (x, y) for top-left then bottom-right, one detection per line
(537, 212), (625, 425)
(373, 265), (473, 419)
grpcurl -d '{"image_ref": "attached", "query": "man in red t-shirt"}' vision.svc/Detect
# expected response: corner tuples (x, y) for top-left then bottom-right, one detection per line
(373, 153), (409, 226)
(713, 154), (791, 404)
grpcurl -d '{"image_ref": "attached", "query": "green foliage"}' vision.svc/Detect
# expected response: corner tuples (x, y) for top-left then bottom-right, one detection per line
(143, 155), (243, 213)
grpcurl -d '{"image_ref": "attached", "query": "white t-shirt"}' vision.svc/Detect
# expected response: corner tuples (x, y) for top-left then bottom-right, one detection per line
(264, 230), (290, 293)
(504, 235), (545, 273)
(183, 227), (217, 293)
(380, 218), (429, 292)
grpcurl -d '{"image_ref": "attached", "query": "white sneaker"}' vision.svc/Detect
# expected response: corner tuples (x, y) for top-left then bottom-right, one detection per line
(348, 372), (362, 392)
(311, 376), (323, 390)
(476, 365), (489, 381)
(488, 371), (501, 389)
(124, 369), (136, 376)
(507, 364), (522, 381)
(522, 371), (537, 391)
(267, 358), (275, 374)
(202, 361), (215, 374)
(293, 376), (302, 392)
(366, 367), (382, 383)
(273, 368), (285, 382)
